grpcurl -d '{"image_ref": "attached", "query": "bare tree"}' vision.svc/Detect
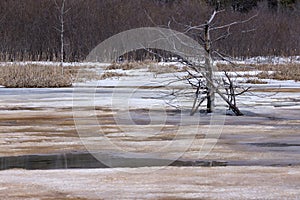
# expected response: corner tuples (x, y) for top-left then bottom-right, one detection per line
(158, 6), (258, 116)
(55, 0), (70, 71)
(196, 9), (256, 115)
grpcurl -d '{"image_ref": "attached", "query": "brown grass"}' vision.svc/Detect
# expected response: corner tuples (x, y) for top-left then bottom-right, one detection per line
(256, 71), (270, 79)
(216, 63), (255, 72)
(148, 64), (186, 74)
(66, 65), (102, 82)
(257, 64), (300, 81)
(100, 71), (126, 79)
(244, 79), (268, 84)
(0, 64), (73, 88)
(106, 62), (142, 70)
(217, 63), (300, 81)
(107, 61), (187, 74)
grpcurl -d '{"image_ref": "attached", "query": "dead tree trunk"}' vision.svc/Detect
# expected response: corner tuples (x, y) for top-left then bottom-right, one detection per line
(204, 23), (215, 113)
(179, 9), (257, 115)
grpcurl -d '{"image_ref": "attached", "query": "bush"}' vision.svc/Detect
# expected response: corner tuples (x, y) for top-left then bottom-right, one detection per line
(0, 64), (73, 88)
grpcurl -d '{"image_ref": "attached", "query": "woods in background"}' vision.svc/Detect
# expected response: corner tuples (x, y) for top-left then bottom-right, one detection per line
(0, 0), (299, 62)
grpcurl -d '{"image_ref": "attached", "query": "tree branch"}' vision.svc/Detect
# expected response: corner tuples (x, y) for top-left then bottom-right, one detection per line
(211, 13), (258, 30)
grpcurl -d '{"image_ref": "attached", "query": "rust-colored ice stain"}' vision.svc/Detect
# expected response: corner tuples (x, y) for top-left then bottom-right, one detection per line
(0, 105), (299, 167)
(251, 87), (300, 93)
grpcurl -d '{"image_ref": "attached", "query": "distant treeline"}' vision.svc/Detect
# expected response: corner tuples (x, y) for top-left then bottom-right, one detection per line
(0, 0), (299, 62)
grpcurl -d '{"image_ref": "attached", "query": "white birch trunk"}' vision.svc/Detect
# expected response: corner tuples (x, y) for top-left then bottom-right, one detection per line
(60, 0), (65, 73)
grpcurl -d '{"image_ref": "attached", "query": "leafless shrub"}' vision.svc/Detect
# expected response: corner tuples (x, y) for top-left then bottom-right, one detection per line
(0, 64), (72, 88)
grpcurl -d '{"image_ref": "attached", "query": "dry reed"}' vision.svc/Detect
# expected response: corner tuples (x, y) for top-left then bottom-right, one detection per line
(0, 64), (72, 88)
